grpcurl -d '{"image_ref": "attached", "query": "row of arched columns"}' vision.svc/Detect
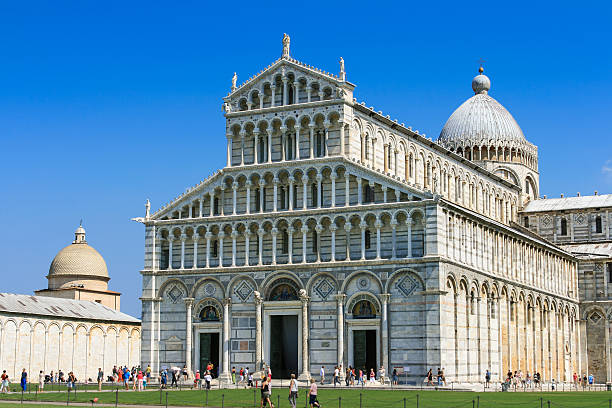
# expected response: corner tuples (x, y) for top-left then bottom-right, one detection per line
(156, 209), (426, 269)
(444, 209), (577, 298)
(161, 165), (412, 221)
(444, 274), (579, 382)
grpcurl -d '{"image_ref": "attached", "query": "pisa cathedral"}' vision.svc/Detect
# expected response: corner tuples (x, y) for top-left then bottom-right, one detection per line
(138, 35), (611, 384)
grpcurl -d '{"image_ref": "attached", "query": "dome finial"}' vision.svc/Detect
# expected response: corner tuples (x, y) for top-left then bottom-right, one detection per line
(74, 221), (86, 244)
(472, 61), (490, 95)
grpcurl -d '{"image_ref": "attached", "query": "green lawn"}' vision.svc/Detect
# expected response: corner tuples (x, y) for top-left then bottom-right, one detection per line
(1, 387), (612, 408)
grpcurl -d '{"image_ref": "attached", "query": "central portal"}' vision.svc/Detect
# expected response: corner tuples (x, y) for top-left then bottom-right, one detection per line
(353, 330), (377, 374)
(269, 315), (298, 378)
(199, 333), (219, 377)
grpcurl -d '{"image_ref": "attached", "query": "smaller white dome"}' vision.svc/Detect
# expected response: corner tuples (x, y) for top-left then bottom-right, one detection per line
(472, 73), (490, 94)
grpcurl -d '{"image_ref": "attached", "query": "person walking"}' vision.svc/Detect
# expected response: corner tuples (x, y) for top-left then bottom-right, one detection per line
(392, 368), (398, 385)
(38, 371), (44, 393)
(194, 370), (201, 389)
(232, 366), (236, 384)
(171, 369), (178, 388)
(288, 373), (298, 408)
(320, 366), (325, 384)
(308, 377), (320, 408)
(97, 368), (103, 391)
(0, 371), (9, 393)
(260, 376), (274, 408)
(160, 369), (167, 389)
(146, 365), (151, 385)
(20, 369), (27, 392)
(333, 366), (340, 387)
(204, 371), (212, 390)
(485, 369), (491, 389)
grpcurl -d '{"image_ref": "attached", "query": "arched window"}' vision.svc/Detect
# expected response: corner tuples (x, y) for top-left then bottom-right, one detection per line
(288, 85), (294, 104)
(363, 185), (374, 203)
(213, 197), (219, 215)
(293, 184), (298, 209)
(364, 229), (371, 249)
(212, 240), (218, 257)
(311, 184), (318, 207)
(595, 215), (603, 233)
(286, 134), (294, 160)
(258, 138), (266, 163)
(352, 300), (376, 319)
(315, 131), (324, 157)
(255, 188), (261, 212)
(281, 229), (289, 254)
(312, 229), (318, 254)
(279, 186), (287, 210)
(199, 305), (220, 322)
(365, 136), (370, 160)
(560, 218), (568, 236)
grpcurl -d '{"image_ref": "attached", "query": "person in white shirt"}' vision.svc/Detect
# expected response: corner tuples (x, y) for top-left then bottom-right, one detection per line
(288, 374), (298, 408)
(38, 371), (44, 392)
(320, 366), (325, 384)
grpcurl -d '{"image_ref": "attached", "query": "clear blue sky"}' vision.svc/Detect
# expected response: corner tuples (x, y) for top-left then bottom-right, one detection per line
(1, 1), (611, 318)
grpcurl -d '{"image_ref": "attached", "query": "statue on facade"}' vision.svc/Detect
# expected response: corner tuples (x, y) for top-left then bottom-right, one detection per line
(231, 72), (237, 91)
(145, 199), (150, 219)
(282, 33), (290, 58)
(339, 57), (346, 81)
(222, 102), (232, 113)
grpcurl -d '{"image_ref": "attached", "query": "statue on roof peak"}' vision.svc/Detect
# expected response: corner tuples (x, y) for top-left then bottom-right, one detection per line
(231, 72), (237, 91)
(282, 33), (290, 58)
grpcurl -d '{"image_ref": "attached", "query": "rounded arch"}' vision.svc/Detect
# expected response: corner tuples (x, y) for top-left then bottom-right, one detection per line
(191, 276), (225, 298)
(340, 270), (384, 293)
(306, 272), (339, 301)
(346, 291), (382, 318)
(193, 297), (224, 322)
(159, 278), (189, 301)
(225, 275), (259, 300)
(385, 268), (425, 294)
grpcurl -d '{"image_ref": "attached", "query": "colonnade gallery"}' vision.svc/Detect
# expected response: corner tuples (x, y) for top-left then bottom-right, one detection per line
(137, 35), (590, 384)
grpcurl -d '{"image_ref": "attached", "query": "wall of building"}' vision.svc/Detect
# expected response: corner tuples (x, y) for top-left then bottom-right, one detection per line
(0, 315), (140, 382)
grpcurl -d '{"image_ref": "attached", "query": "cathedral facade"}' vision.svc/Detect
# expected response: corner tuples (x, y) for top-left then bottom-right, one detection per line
(138, 36), (584, 383)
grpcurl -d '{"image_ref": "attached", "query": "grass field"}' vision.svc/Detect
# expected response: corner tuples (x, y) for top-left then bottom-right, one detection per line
(1, 387), (612, 408)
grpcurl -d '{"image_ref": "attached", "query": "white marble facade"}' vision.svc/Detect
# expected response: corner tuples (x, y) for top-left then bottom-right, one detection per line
(138, 36), (581, 383)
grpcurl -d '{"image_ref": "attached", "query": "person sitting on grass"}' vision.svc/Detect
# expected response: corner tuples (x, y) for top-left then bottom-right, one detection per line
(308, 377), (320, 408)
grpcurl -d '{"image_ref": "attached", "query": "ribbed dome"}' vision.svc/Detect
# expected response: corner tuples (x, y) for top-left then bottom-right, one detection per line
(438, 71), (526, 149)
(48, 225), (108, 279)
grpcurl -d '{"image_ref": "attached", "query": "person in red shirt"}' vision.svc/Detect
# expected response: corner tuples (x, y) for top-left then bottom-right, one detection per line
(137, 371), (144, 391)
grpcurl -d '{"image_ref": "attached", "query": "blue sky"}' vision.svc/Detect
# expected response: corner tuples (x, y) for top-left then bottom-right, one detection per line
(1, 1), (611, 317)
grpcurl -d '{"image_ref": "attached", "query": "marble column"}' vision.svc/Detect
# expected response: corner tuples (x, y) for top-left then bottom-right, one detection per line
(375, 220), (382, 259)
(220, 298), (232, 383)
(302, 176), (308, 210)
(336, 294), (346, 380)
(253, 132), (259, 164)
(258, 229), (264, 265)
(180, 234), (186, 269)
(288, 228), (294, 264)
(295, 126), (301, 159)
(288, 177), (295, 210)
(199, 197), (203, 218)
(316, 175), (322, 208)
(357, 178), (362, 204)
(192, 235), (198, 269)
(407, 221), (413, 258)
(301, 226), (308, 263)
(315, 224), (322, 262)
(246, 181), (252, 214)
(184, 297), (194, 377)
(244, 232), (250, 266)
(232, 182), (238, 215)
(226, 135), (232, 167)
(360, 222), (367, 260)
(345, 174), (350, 206)
(168, 238), (174, 269)
(273, 178), (279, 212)
(271, 227), (278, 265)
(218, 232), (225, 267)
(254, 292), (263, 371)
(381, 294), (390, 374)
(331, 174), (337, 207)
(205, 232), (211, 267)
(309, 125), (315, 158)
(344, 224), (351, 261)
(299, 291), (310, 380)
(330, 225), (337, 262)
(231, 231), (237, 267)
(339, 121), (345, 156)
(390, 221), (397, 259)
